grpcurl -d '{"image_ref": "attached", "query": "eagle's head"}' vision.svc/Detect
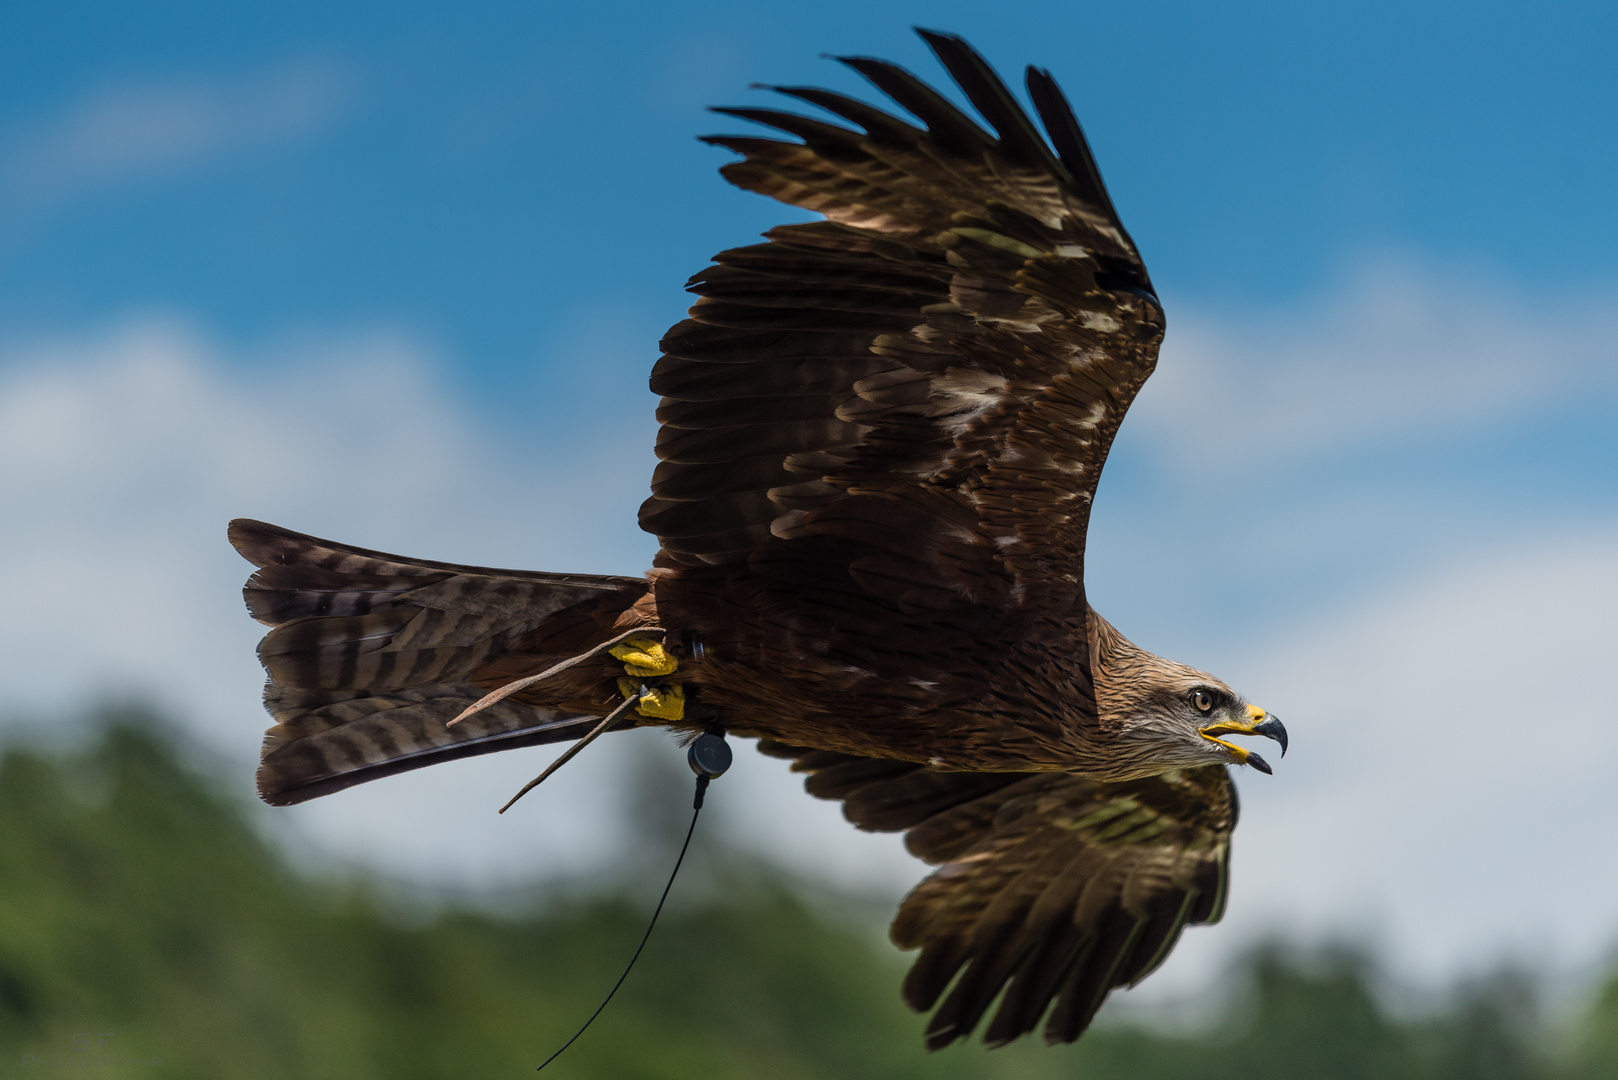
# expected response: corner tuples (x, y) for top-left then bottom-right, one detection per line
(1089, 610), (1287, 780)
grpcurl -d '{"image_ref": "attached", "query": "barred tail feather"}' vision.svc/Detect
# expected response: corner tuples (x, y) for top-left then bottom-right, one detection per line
(229, 519), (648, 806)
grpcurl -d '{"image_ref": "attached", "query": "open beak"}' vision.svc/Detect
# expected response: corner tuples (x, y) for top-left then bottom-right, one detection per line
(1200, 705), (1288, 774)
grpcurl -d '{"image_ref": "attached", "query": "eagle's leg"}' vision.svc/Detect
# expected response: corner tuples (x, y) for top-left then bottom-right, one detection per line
(495, 636), (689, 814)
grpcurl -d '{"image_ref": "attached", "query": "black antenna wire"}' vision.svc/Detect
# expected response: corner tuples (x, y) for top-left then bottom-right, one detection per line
(536, 730), (729, 1072)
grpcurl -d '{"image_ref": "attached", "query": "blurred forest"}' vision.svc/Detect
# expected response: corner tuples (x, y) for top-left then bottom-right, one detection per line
(4, 712), (1618, 1079)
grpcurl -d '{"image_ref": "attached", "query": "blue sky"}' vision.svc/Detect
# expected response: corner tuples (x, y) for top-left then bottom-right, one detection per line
(1, 0), (1616, 1004)
(3, 1), (1614, 385)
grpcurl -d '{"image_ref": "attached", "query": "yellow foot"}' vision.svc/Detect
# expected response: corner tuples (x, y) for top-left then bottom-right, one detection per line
(609, 637), (679, 678)
(617, 678), (685, 721)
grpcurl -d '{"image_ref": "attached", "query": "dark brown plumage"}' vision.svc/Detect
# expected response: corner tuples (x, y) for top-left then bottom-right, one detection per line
(231, 29), (1284, 1050)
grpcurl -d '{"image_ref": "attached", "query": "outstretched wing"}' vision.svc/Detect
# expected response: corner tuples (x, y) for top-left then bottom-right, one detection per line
(761, 741), (1235, 1048)
(230, 519), (647, 806)
(644, 31), (1164, 625)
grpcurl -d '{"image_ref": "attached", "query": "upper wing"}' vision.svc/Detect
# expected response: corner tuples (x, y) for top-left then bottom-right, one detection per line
(643, 31), (1165, 618)
(230, 519), (647, 805)
(760, 741), (1235, 1048)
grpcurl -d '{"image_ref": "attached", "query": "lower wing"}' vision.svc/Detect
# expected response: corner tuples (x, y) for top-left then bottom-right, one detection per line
(760, 741), (1236, 1047)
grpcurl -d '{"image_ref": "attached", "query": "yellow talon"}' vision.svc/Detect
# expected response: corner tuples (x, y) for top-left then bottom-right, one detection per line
(609, 638), (679, 678)
(639, 683), (687, 721)
(615, 677), (686, 722)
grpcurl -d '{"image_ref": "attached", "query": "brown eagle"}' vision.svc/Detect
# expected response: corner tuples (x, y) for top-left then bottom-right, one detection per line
(230, 29), (1286, 1050)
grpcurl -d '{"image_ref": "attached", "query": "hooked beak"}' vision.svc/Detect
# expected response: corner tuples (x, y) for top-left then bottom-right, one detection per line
(1200, 705), (1289, 773)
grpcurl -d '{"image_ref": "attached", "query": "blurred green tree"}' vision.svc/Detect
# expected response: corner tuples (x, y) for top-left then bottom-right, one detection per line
(0, 713), (1610, 1079)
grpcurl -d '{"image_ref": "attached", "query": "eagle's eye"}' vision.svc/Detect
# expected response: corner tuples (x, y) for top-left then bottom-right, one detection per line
(1190, 689), (1215, 714)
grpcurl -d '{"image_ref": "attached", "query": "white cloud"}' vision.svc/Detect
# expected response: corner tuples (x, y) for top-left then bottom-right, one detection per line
(0, 315), (890, 893)
(1123, 530), (1618, 1005)
(1137, 258), (1618, 478)
(0, 57), (352, 235)
(0, 257), (1614, 999)
(1082, 256), (1618, 648)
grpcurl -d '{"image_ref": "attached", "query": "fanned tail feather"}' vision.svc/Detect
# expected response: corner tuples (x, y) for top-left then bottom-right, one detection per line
(229, 519), (648, 805)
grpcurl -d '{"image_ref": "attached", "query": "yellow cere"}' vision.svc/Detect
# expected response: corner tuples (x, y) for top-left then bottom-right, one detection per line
(1246, 704), (1267, 722)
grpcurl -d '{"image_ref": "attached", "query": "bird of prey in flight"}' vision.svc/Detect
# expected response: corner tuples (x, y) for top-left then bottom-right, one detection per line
(231, 28), (1287, 1049)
